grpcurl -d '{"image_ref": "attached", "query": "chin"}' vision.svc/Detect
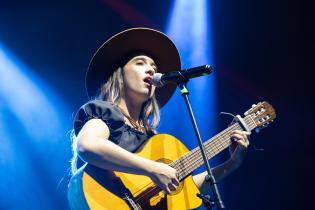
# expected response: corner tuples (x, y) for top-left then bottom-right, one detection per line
(129, 87), (154, 102)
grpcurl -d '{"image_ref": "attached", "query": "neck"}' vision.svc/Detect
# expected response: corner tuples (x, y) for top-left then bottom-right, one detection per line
(169, 115), (256, 181)
(118, 95), (143, 121)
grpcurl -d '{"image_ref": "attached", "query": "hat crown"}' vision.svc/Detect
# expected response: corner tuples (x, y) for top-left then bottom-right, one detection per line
(86, 28), (181, 107)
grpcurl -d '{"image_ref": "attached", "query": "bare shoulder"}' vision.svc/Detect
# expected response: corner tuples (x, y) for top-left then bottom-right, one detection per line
(78, 119), (110, 140)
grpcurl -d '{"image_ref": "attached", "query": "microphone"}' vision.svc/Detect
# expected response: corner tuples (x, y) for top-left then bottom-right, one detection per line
(152, 65), (213, 87)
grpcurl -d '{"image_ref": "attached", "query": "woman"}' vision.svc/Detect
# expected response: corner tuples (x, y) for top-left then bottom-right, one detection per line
(69, 28), (249, 209)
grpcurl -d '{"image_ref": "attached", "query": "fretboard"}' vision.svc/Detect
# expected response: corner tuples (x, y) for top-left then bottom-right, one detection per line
(169, 115), (256, 181)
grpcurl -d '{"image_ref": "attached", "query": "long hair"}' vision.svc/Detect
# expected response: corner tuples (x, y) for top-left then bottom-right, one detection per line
(70, 67), (160, 175)
(97, 67), (160, 131)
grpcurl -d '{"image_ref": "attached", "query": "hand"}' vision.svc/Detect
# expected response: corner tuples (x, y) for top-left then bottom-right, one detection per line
(229, 130), (250, 168)
(149, 162), (179, 194)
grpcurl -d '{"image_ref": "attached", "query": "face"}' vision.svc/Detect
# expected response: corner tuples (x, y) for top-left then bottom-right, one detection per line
(122, 54), (157, 103)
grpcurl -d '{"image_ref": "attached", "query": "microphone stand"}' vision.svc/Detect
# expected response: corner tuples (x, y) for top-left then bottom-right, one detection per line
(178, 82), (225, 210)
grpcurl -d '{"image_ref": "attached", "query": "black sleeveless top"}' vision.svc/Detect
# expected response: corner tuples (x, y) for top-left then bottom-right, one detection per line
(73, 100), (154, 168)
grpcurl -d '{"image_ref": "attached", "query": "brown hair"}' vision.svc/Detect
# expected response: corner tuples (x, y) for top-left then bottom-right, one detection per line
(70, 66), (160, 175)
(97, 66), (160, 132)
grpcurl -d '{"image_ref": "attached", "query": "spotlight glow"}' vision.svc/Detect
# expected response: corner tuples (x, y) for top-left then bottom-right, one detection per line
(0, 43), (70, 210)
(160, 2), (219, 208)
(160, 0), (216, 142)
(0, 44), (63, 141)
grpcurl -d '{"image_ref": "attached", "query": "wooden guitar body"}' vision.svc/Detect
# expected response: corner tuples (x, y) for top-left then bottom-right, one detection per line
(68, 101), (276, 210)
(68, 134), (202, 210)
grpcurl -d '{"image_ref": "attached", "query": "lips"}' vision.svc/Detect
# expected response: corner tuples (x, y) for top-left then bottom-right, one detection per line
(143, 76), (153, 86)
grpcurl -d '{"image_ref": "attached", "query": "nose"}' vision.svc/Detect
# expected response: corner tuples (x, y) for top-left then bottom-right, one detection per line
(146, 65), (155, 76)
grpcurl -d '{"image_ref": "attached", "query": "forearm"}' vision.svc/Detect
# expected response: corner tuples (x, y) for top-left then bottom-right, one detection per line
(193, 158), (239, 194)
(77, 136), (155, 176)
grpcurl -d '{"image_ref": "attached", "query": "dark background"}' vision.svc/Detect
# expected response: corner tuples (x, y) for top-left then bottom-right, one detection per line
(0, 0), (314, 209)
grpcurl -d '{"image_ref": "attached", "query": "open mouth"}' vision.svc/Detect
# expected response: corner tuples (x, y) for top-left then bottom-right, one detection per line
(143, 77), (153, 86)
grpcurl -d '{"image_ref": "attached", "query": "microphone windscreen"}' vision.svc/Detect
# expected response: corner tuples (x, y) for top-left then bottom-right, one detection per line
(152, 73), (164, 87)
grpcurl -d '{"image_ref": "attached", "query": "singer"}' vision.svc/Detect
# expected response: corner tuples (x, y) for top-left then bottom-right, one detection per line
(68, 28), (249, 210)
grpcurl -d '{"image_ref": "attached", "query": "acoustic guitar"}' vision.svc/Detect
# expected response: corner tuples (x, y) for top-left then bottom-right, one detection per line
(68, 101), (276, 210)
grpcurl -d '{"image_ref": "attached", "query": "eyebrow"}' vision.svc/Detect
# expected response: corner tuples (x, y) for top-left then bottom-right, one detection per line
(133, 57), (157, 69)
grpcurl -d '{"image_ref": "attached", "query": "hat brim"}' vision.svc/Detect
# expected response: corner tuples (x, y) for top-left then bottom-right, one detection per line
(86, 28), (181, 108)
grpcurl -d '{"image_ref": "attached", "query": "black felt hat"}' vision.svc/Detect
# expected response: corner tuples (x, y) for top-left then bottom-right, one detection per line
(86, 28), (181, 107)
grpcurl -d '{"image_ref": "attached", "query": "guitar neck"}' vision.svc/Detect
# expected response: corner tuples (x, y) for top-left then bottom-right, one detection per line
(170, 115), (256, 181)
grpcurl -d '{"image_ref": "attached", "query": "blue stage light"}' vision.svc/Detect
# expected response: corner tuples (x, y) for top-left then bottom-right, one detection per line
(160, 1), (220, 208)
(0, 43), (70, 210)
(0, 44), (65, 141)
(161, 0), (217, 149)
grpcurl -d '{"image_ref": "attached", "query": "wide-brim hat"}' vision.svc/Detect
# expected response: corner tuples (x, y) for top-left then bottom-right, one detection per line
(86, 27), (181, 108)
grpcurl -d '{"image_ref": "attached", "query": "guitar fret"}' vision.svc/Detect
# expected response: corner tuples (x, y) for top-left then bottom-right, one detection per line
(68, 102), (275, 210)
(184, 125), (238, 176)
(172, 115), (257, 181)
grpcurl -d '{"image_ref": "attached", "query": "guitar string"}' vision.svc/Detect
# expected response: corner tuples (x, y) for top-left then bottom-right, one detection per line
(176, 117), (255, 178)
(146, 117), (256, 204)
(135, 131), (251, 206)
(132, 118), (255, 204)
(136, 135), (232, 204)
(132, 124), (243, 202)
(139, 118), (256, 205)
(135, 124), (246, 205)
(133, 119), (255, 204)
(132, 137), (229, 204)
(138, 138), (232, 205)
(134, 124), (254, 205)
(173, 121), (245, 178)
(144, 135), (235, 205)
(172, 115), (254, 177)
(131, 128), (232, 200)
(131, 115), (254, 197)
(173, 123), (242, 180)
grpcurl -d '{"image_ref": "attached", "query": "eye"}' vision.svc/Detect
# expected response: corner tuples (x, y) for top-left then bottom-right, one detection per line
(150, 63), (157, 72)
(136, 60), (144, 65)
(152, 66), (157, 73)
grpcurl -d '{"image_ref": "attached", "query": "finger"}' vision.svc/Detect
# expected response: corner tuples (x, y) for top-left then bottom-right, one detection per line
(236, 140), (247, 148)
(240, 135), (249, 146)
(232, 132), (249, 144)
(232, 137), (248, 148)
(241, 132), (249, 141)
(243, 131), (251, 136)
(231, 130), (243, 134)
(246, 139), (250, 147)
(231, 133), (244, 141)
(244, 136), (250, 146)
(237, 137), (250, 149)
(231, 130), (248, 136)
(240, 133), (250, 146)
(164, 186), (171, 194)
(172, 177), (179, 186)
(232, 130), (251, 138)
(168, 183), (176, 192)
(232, 138), (246, 148)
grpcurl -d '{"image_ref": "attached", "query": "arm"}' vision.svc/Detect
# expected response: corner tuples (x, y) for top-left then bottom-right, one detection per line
(76, 118), (178, 193)
(193, 158), (240, 194)
(193, 130), (249, 194)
